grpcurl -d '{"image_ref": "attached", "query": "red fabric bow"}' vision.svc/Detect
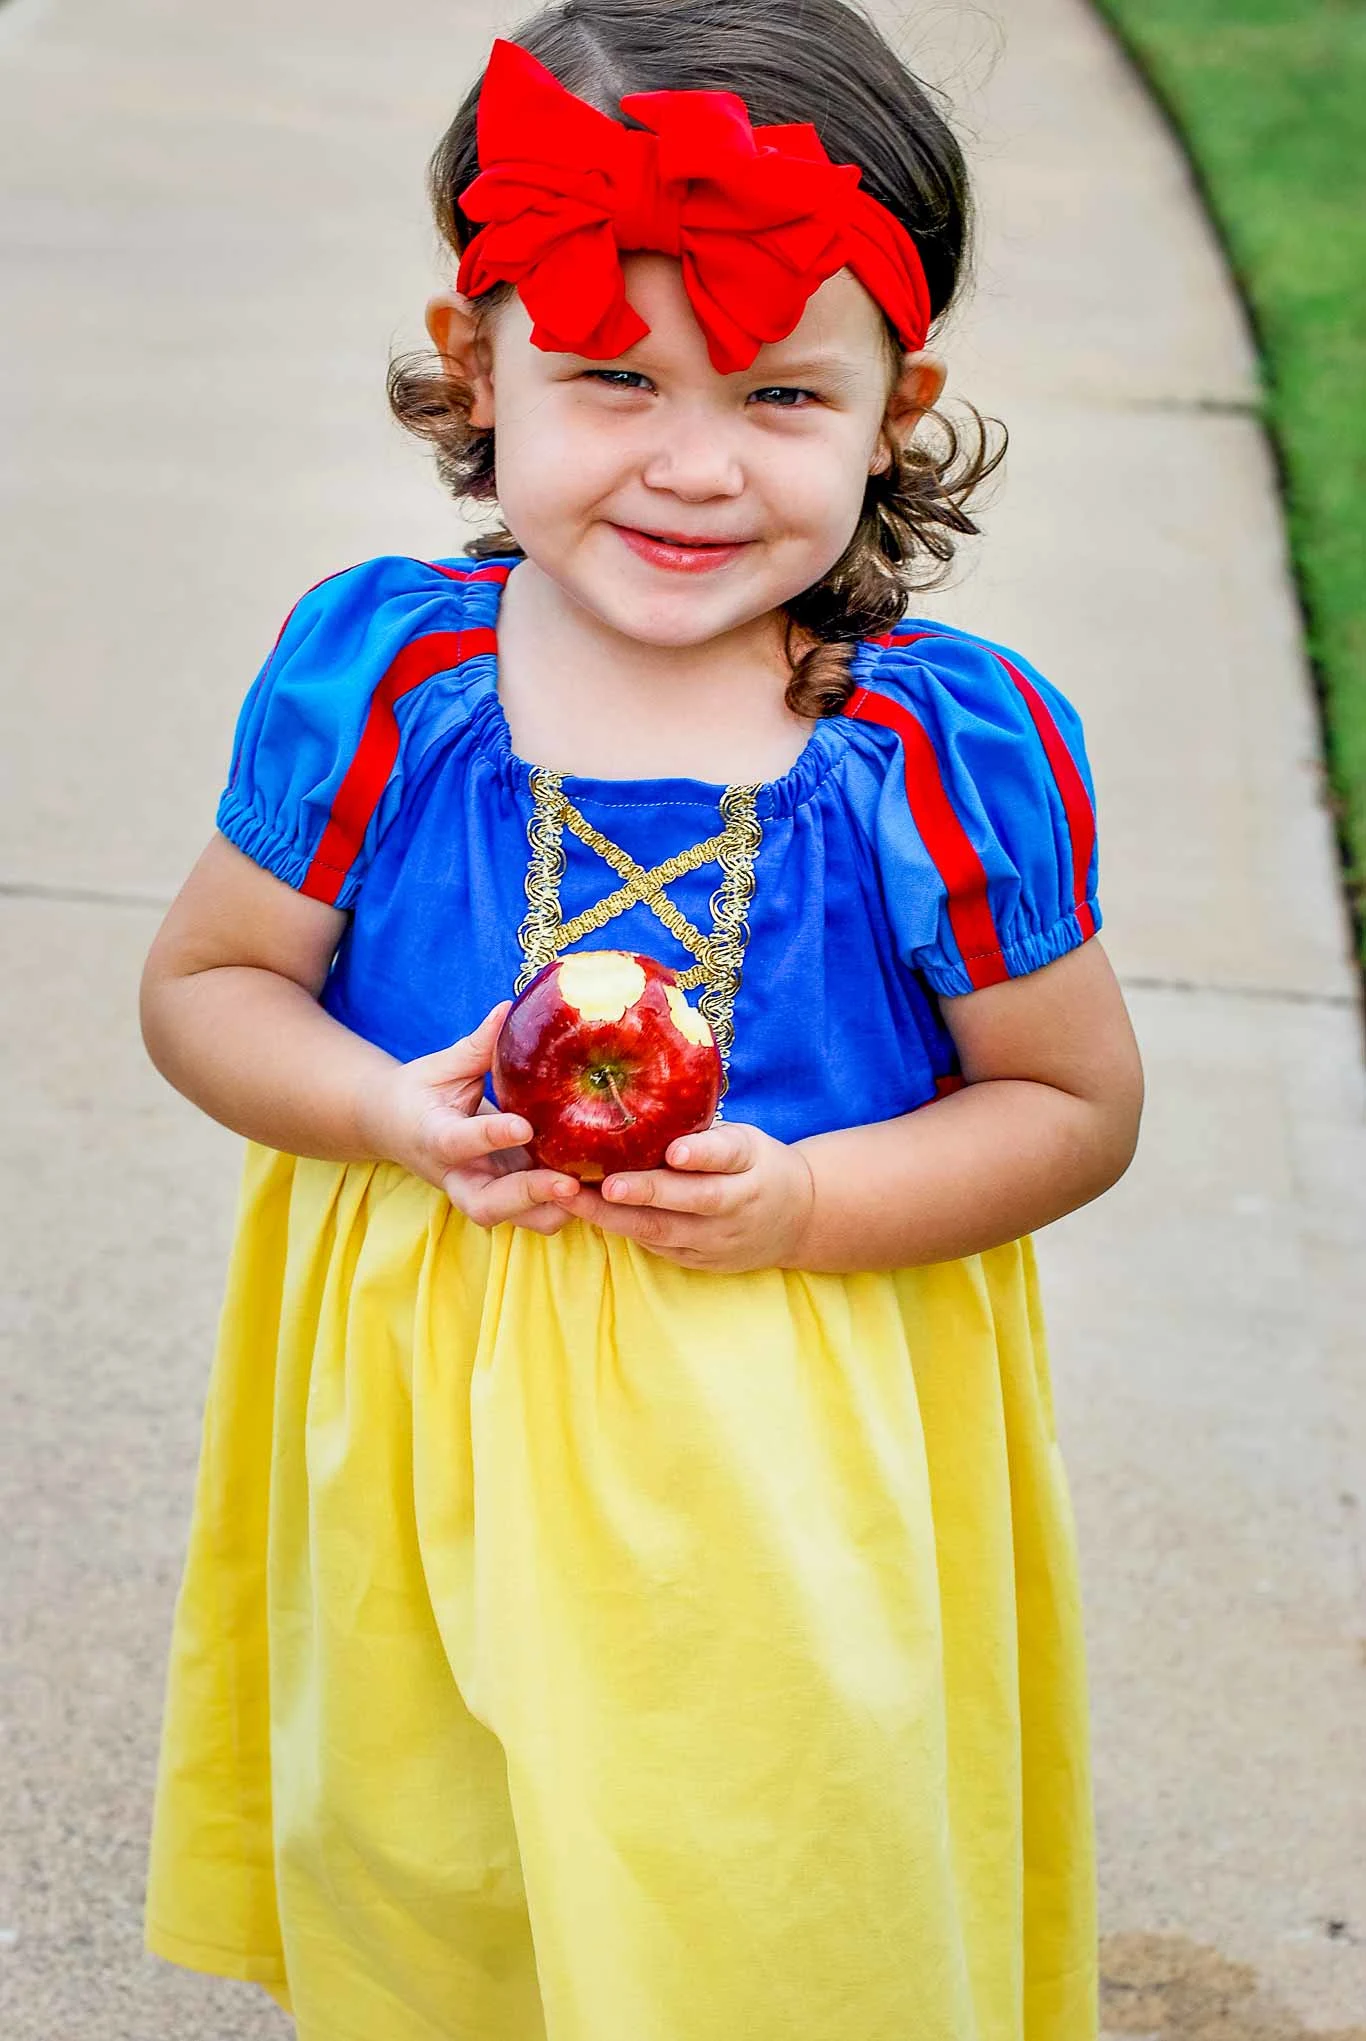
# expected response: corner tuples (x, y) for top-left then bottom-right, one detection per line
(456, 39), (932, 374)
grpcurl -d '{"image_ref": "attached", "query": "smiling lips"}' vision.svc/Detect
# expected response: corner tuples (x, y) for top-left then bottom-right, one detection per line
(612, 523), (754, 573)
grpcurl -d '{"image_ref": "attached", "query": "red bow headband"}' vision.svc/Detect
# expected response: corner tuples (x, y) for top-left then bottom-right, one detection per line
(455, 39), (932, 375)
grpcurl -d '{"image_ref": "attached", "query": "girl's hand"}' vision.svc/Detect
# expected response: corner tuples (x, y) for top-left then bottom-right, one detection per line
(564, 1123), (816, 1274)
(356, 1004), (581, 1235)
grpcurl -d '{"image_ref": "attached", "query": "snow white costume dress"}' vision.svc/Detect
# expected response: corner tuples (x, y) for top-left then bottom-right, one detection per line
(146, 549), (1104, 2040)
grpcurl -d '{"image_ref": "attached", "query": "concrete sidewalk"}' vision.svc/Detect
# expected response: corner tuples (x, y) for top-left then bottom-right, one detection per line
(1, 1), (1362, 2036)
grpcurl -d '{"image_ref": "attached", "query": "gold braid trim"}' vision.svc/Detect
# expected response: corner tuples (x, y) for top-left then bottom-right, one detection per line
(513, 772), (763, 1096)
(513, 767), (567, 993)
(697, 784), (762, 1108)
(555, 803), (729, 965)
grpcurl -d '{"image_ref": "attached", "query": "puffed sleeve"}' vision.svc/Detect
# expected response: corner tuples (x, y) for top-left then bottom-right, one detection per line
(848, 626), (1103, 996)
(216, 555), (467, 907)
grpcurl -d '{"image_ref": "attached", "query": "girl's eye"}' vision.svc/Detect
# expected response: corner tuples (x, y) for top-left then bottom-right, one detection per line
(581, 371), (818, 408)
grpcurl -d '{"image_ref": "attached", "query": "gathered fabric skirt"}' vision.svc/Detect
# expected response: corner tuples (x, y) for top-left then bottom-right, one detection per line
(145, 1141), (1098, 2041)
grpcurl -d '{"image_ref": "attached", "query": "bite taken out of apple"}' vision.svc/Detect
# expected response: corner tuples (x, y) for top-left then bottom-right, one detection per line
(490, 950), (722, 1182)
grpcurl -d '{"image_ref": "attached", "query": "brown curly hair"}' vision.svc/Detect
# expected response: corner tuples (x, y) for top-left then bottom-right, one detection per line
(388, 0), (1005, 719)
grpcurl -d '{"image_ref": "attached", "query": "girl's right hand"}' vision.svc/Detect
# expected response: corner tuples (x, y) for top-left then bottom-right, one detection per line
(356, 1003), (581, 1235)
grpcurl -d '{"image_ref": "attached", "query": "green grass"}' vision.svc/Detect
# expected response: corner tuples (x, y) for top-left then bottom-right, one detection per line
(1093, 0), (1366, 964)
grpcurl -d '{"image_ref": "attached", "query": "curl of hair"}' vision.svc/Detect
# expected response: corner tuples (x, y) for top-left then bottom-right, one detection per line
(780, 404), (1004, 717)
(387, 0), (1008, 720)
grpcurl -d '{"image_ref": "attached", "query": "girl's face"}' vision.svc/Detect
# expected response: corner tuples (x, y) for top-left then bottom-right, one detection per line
(427, 254), (944, 651)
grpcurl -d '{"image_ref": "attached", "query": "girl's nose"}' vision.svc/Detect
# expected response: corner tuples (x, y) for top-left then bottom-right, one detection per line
(639, 412), (745, 500)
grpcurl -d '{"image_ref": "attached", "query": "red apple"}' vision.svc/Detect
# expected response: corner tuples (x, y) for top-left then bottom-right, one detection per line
(491, 950), (722, 1181)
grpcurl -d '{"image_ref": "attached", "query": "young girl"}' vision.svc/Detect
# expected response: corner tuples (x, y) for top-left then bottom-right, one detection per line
(141, 5), (1144, 2037)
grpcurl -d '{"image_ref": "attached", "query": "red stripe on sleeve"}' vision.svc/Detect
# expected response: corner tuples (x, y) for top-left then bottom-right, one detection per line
(301, 625), (495, 904)
(844, 683), (1009, 989)
(870, 631), (1099, 941)
(993, 655), (1098, 935)
(429, 560), (515, 586)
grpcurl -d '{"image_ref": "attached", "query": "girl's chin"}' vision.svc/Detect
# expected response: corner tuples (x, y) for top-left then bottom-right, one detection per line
(600, 587), (775, 649)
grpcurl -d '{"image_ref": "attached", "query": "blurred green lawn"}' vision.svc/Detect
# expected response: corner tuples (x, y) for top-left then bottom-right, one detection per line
(1095, 0), (1366, 963)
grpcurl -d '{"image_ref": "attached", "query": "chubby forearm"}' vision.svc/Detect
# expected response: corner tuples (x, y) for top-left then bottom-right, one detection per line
(141, 963), (397, 1161)
(789, 1077), (1138, 1274)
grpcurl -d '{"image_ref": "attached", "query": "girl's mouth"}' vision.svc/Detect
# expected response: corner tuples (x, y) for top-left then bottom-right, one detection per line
(610, 524), (753, 574)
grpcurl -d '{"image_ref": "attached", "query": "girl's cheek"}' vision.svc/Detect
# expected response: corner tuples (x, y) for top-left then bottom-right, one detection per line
(753, 430), (865, 535)
(502, 419), (637, 515)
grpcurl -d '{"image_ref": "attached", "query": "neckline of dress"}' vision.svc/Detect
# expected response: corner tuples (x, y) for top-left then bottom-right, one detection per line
(443, 552), (889, 818)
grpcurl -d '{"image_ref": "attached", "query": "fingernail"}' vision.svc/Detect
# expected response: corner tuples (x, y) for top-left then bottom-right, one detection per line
(606, 1179), (627, 1201)
(672, 1146), (689, 1167)
(555, 1181), (576, 1199)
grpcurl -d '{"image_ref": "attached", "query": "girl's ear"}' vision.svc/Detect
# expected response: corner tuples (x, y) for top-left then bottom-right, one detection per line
(870, 351), (948, 474)
(424, 290), (496, 429)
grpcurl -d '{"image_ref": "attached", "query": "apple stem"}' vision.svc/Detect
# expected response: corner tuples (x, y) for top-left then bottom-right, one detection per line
(602, 1069), (636, 1127)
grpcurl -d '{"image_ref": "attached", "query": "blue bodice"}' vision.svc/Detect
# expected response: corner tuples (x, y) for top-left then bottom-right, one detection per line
(216, 554), (1102, 1145)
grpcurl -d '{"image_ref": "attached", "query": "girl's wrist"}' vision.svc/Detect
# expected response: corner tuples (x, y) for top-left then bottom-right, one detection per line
(776, 1145), (819, 1270)
(349, 1054), (402, 1164)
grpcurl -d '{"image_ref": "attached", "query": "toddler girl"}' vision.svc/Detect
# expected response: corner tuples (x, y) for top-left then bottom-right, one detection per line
(141, 5), (1144, 2037)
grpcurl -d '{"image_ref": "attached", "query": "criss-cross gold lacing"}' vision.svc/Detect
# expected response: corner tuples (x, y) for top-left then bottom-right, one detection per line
(514, 767), (762, 1100)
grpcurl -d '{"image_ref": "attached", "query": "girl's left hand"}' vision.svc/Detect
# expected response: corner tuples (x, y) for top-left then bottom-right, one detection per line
(564, 1122), (816, 1274)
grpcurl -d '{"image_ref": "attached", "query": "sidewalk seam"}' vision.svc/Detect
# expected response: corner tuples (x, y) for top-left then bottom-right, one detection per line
(1119, 970), (1360, 1010)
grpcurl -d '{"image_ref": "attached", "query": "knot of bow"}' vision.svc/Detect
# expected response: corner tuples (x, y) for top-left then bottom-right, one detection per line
(456, 39), (931, 374)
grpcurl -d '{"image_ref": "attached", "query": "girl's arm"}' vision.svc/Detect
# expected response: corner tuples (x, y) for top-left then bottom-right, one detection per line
(567, 938), (1143, 1274)
(141, 835), (394, 1161)
(788, 936), (1143, 1271)
(140, 835), (582, 1230)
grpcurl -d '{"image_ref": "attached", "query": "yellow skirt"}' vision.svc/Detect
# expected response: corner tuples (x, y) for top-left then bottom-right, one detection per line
(146, 1142), (1097, 2041)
